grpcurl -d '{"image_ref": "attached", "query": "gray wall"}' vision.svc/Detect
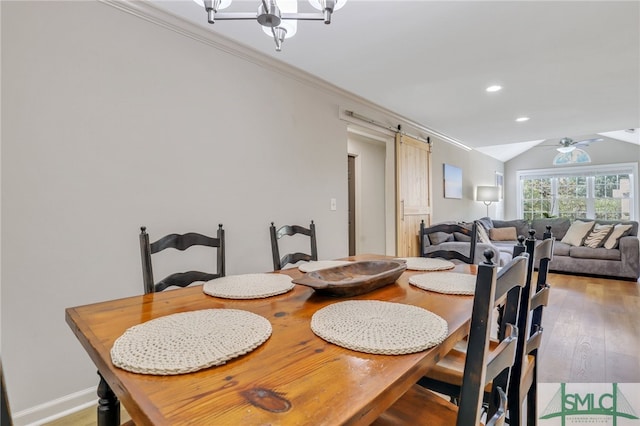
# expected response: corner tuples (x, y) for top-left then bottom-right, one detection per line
(1, 0), (354, 416)
(430, 136), (504, 223)
(2, 1), (499, 419)
(505, 138), (640, 219)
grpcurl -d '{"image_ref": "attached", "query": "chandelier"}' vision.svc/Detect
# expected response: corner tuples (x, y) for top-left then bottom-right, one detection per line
(194, 0), (348, 51)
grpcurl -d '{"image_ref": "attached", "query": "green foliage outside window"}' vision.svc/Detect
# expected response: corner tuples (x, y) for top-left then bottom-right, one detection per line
(521, 173), (631, 220)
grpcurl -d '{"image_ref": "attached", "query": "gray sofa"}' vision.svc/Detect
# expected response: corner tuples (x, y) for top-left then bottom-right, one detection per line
(423, 217), (640, 280)
(547, 218), (639, 280)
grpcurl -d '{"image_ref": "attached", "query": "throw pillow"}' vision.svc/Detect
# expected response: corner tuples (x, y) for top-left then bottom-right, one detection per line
(582, 224), (614, 248)
(429, 232), (453, 245)
(492, 220), (529, 239)
(602, 224), (633, 249)
(477, 224), (491, 244)
(489, 227), (517, 241)
(561, 221), (595, 246)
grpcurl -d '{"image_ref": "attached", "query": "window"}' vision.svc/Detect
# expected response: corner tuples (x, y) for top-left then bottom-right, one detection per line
(517, 163), (637, 221)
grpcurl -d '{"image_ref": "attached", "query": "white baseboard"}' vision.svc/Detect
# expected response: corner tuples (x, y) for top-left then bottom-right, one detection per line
(13, 387), (97, 426)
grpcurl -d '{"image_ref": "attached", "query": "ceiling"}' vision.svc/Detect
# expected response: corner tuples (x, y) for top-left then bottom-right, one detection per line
(149, 0), (640, 161)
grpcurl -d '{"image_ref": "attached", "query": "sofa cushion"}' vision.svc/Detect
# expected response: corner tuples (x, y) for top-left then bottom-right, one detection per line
(531, 217), (571, 240)
(569, 246), (621, 261)
(492, 241), (518, 254)
(454, 232), (471, 242)
(553, 241), (571, 256)
(490, 226), (517, 241)
(602, 224), (633, 249)
(453, 222), (474, 242)
(583, 224), (614, 248)
(429, 232), (454, 245)
(561, 221), (595, 246)
(492, 219), (529, 238)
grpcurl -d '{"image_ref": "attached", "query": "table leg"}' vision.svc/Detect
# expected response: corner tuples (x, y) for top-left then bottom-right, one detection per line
(97, 372), (120, 426)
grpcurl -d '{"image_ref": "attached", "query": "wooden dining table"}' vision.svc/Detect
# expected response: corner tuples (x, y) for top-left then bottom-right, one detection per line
(65, 254), (476, 425)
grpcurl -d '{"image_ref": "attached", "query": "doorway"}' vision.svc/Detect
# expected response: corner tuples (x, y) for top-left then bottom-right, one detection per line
(347, 128), (390, 255)
(348, 155), (356, 256)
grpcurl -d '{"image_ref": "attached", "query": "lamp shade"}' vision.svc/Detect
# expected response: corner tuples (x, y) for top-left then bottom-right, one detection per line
(476, 186), (500, 202)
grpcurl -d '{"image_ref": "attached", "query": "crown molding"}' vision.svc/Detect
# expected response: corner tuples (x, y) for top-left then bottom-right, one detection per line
(99, 0), (465, 149)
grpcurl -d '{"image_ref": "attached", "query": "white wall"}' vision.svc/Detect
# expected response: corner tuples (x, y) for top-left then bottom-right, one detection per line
(505, 138), (640, 219)
(2, 1), (481, 420)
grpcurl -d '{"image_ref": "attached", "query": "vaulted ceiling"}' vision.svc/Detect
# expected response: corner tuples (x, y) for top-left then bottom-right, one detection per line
(150, 0), (640, 160)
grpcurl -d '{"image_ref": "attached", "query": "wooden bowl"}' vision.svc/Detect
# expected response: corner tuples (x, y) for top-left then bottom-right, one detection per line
(292, 260), (407, 297)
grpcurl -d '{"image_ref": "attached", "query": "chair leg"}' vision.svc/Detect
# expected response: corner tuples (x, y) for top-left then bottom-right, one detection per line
(526, 371), (538, 426)
(97, 372), (120, 426)
(507, 390), (522, 426)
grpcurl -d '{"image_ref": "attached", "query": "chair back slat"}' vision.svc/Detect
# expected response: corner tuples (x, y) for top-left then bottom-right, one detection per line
(526, 326), (544, 354)
(150, 233), (221, 253)
(530, 284), (550, 311)
(485, 324), (519, 384)
(485, 387), (508, 426)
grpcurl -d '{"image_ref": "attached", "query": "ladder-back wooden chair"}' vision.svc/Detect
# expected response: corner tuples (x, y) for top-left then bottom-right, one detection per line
(509, 233), (554, 425)
(139, 224), (225, 294)
(418, 229), (553, 426)
(420, 220), (478, 264)
(269, 221), (317, 271)
(1, 358), (12, 426)
(372, 251), (528, 426)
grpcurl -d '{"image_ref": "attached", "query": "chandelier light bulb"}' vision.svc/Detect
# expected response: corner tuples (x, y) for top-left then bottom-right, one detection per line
(308, 0), (348, 11)
(193, 0), (232, 10)
(262, 0), (298, 39)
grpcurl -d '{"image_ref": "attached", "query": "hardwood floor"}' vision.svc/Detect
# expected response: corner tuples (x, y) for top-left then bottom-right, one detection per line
(45, 407), (130, 426)
(45, 273), (639, 425)
(538, 272), (640, 383)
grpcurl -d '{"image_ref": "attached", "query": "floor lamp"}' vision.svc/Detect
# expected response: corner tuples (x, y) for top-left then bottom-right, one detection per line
(476, 186), (500, 217)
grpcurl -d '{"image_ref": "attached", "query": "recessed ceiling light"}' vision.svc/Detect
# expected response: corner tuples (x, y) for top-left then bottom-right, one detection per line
(516, 117), (530, 122)
(486, 85), (502, 92)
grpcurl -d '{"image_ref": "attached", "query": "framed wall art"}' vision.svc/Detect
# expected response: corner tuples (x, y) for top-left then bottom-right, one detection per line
(443, 164), (463, 199)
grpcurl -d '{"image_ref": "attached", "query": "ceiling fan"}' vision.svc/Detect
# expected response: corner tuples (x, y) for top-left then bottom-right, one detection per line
(555, 137), (603, 153)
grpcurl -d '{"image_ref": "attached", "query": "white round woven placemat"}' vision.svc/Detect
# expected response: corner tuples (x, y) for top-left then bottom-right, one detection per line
(111, 309), (272, 375)
(203, 273), (294, 299)
(298, 260), (353, 273)
(397, 257), (455, 271)
(310, 300), (448, 355)
(409, 272), (476, 295)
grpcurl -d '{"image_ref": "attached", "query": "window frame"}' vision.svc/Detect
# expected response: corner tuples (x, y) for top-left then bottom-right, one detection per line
(516, 162), (638, 221)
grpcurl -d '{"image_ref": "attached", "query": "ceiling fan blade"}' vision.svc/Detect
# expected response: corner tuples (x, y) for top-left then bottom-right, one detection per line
(574, 137), (604, 146)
